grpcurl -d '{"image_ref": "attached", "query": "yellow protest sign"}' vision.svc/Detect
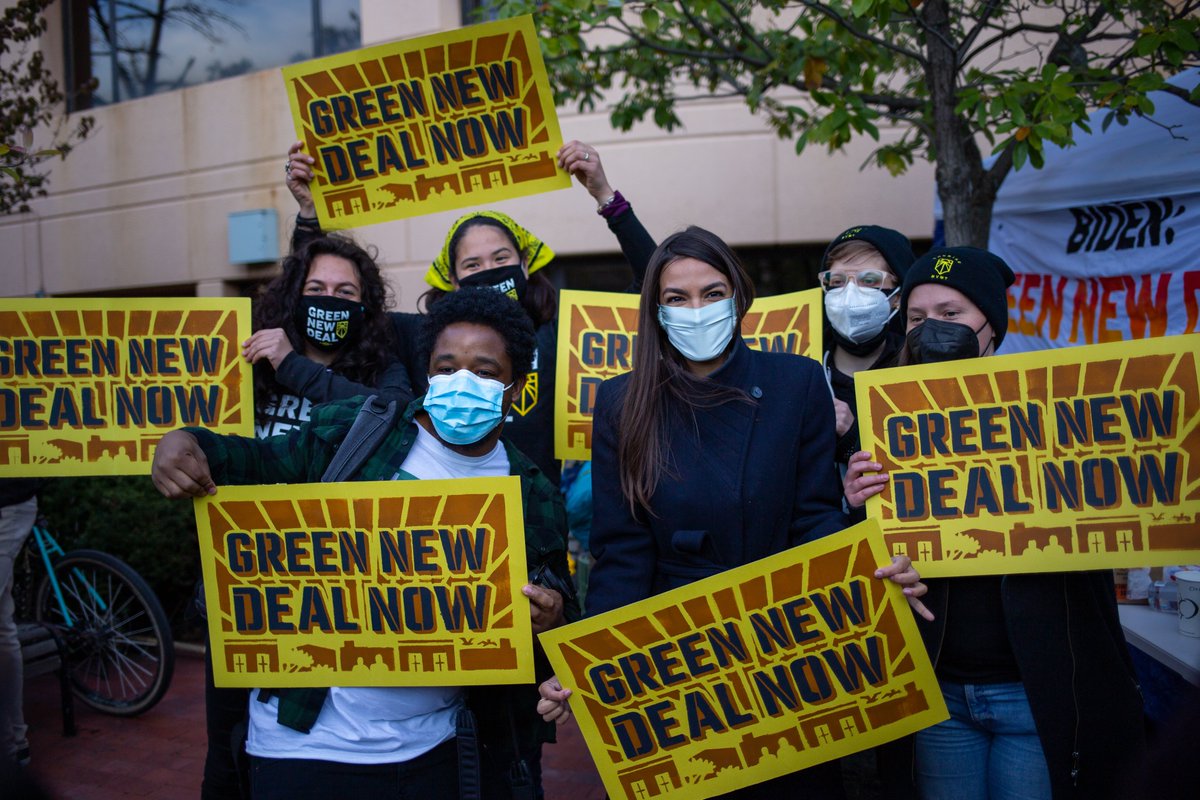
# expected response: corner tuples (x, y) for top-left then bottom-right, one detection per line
(539, 521), (946, 800)
(0, 299), (252, 477)
(554, 288), (823, 460)
(856, 334), (1200, 577)
(281, 15), (570, 229)
(197, 477), (532, 688)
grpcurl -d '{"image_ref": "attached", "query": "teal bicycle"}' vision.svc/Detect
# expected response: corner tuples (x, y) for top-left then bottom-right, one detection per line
(17, 519), (174, 716)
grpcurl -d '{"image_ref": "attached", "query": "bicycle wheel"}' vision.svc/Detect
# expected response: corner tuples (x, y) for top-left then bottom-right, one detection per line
(35, 549), (175, 716)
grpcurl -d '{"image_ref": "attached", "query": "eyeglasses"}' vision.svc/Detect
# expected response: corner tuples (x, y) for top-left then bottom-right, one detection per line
(819, 269), (893, 291)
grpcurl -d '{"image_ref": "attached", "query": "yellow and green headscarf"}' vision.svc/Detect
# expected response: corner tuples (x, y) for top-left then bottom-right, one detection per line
(425, 210), (555, 291)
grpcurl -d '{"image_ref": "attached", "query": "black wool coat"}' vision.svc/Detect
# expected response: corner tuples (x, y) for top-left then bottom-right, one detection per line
(586, 340), (849, 616)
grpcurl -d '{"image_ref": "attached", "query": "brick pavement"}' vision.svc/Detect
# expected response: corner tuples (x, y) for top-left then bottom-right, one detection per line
(21, 651), (605, 799)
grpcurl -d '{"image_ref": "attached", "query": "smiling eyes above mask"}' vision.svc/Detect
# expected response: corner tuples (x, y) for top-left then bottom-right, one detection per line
(457, 263), (527, 302)
(423, 369), (512, 446)
(906, 318), (990, 364)
(657, 297), (737, 362)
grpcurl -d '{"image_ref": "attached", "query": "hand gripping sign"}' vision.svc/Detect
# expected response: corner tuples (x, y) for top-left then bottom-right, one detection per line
(539, 520), (946, 800)
(0, 298), (252, 477)
(855, 333), (1200, 577)
(281, 15), (570, 229)
(196, 477), (533, 688)
(554, 289), (823, 460)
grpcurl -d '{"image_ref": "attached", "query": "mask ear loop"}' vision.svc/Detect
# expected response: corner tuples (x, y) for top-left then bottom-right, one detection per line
(975, 320), (998, 357)
(882, 286), (901, 324)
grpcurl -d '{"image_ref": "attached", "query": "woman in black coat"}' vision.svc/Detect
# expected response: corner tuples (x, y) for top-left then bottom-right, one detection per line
(845, 246), (1145, 800)
(538, 226), (931, 799)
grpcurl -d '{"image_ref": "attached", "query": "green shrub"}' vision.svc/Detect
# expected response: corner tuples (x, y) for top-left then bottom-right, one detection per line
(38, 476), (202, 641)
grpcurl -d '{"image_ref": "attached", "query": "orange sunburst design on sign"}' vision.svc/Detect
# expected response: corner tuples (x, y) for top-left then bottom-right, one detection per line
(196, 476), (534, 688)
(856, 334), (1200, 577)
(539, 521), (946, 800)
(0, 298), (252, 477)
(281, 15), (570, 229)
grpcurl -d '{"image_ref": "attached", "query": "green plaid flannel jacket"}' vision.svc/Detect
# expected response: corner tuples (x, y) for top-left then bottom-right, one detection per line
(187, 395), (575, 740)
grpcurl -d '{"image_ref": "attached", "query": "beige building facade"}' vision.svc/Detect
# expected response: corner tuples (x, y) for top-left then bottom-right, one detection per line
(2, 0), (934, 304)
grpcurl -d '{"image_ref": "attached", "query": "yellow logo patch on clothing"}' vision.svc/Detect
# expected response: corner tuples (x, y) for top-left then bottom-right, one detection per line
(511, 371), (538, 416)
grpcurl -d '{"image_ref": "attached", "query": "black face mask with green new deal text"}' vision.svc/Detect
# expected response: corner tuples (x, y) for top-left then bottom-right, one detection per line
(295, 295), (363, 352)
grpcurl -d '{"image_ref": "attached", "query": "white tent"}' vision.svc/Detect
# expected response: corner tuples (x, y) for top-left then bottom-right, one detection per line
(984, 70), (1200, 353)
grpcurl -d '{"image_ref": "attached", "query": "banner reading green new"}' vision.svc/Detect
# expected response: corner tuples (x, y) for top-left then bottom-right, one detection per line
(282, 15), (571, 229)
(856, 334), (1200, 577)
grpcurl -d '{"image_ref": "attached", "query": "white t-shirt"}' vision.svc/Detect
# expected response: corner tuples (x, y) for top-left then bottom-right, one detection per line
(247, 423), (510, 764)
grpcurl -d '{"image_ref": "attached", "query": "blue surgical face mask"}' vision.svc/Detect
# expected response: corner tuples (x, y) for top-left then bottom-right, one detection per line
(657, 296), (737, 363)
(424, 369), (512, 445)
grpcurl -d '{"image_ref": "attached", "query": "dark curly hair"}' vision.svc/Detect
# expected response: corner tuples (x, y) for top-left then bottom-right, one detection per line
(252, 234), (395, 417)
(418, 287), (537, 381)
(418, 215), (557, 326)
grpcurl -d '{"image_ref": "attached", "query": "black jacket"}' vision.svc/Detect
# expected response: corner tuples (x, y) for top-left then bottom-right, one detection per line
(0, 479), (39, 508)
(586, 340), (848, 615)
(825, 331), (902, 466)
(918, 572), (1145, 799)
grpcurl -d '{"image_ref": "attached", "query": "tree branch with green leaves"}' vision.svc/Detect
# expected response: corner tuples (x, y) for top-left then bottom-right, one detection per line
(1, 0), (94, 213)
(493, 0), (1199, 246)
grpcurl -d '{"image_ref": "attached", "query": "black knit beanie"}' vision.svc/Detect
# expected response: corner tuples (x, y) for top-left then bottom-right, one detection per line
(822, 225), (916, 279)
(900, 246), (1016, 345)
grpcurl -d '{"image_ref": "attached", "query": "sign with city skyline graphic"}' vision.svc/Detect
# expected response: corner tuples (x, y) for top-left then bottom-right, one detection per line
(856, 333), (1200, 577)
(197, 477), (534, 688)
(281, 15), (571, 229)
(554, 289), (823, 461)
(539, 521), (946, 800)
(0, 298), (252, 477)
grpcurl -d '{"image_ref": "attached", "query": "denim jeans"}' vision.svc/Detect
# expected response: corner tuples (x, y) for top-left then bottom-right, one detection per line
(0, 497), (37, 762)
(915, 681), (1051, 800)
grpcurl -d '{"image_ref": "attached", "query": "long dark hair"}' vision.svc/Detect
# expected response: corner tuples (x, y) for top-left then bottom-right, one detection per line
(418, 215), (557, 326)
(252, 235), (395, 416)
(617, 226), (756, 512)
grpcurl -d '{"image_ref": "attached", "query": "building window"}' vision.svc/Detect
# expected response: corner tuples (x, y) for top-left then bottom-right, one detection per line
(461, 1), (501, 24)
(63, 0), (361, 109)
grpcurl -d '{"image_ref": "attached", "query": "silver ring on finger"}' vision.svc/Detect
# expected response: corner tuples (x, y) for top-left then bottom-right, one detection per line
(285, 161), (292, 175)
(582, 151), (590, 161)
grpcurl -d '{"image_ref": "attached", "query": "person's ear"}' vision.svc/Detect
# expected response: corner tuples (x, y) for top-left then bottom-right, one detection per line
(508, 375), (526, 402)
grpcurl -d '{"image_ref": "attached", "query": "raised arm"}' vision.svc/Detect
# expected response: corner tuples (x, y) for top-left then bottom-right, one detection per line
(285, 141), (323, 252)
(556, 140), (658, 292)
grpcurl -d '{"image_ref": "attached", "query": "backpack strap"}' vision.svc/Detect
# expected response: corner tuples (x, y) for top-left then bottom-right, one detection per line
(320, 395), (398, 483)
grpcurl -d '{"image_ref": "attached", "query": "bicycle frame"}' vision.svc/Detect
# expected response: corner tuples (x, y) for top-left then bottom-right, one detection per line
(22, 519), (176, 715)
(31, 523), (107, 629)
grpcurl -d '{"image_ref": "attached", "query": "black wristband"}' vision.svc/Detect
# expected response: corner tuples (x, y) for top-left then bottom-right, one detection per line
(295, 214), (319, 227)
